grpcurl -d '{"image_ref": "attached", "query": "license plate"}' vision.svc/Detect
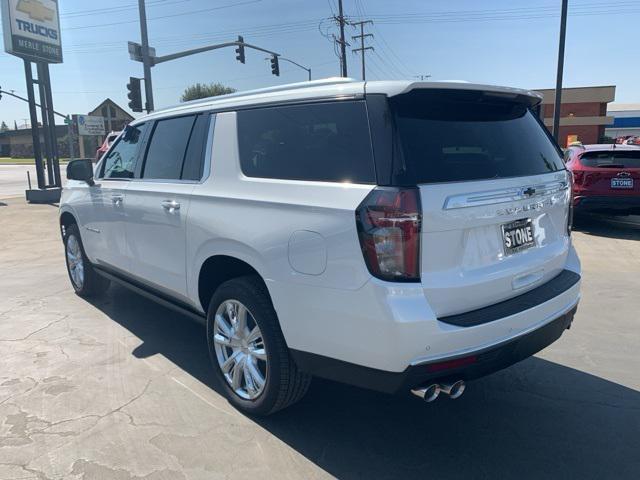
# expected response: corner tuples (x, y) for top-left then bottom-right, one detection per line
(501, 218), (535, 255)
(611, 177), (633, 189)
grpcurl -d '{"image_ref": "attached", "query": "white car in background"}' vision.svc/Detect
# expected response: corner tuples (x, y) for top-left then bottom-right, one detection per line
(59, 78), (581, 415)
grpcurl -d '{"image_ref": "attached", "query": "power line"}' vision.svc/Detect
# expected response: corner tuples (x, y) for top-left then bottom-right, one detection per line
(364, 0), (640, 21)
(60, 0), (193, 19)
(352, 0), (411, 79)
(64, 0), (262, 30)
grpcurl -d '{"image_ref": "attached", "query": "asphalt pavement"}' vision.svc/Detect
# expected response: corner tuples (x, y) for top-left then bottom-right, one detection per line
(0, 196), (638, 479)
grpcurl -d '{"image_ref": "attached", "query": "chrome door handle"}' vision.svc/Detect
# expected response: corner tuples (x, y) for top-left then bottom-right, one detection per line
(161, 200), (180, 212)
(111, 194), (124, 205)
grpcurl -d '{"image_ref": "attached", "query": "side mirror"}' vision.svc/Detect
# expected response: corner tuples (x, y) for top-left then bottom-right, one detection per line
(67, 158), (95, 185)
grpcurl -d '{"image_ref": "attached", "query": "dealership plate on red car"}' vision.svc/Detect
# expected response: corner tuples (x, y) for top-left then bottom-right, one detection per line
(502, 218), (535, 255)
(611, 177), (634, 189)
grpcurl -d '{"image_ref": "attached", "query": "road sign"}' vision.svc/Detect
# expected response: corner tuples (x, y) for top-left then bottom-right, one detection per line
(128, 41), (156, 63)
(74, 115), (105, 136)
(1, 0), (63, 63)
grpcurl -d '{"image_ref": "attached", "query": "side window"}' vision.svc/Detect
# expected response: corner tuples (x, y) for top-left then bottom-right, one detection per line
(101, 123), (145, 179)
(237, 101), (375, 183)
(181, 114), (212, 181)
(142, 115), (196, 180)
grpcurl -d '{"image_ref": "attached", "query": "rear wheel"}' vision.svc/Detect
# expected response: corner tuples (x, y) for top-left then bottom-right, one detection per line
(206, 275), (311, 415)
(63, 224), (110, 297)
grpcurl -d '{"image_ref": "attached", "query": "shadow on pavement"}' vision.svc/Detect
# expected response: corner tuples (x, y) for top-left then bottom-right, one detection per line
(92, 285), (640, 480)
(573, 213), (640, 240)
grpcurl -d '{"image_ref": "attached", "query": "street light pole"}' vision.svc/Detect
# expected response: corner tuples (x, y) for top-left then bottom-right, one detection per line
(553, 0), (568, 143)
(277, 57), (312, 81)
(138, 0), (154, 112)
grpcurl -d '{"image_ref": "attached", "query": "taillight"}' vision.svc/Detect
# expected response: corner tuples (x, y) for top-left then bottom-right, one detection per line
(355, 187), (421, 282)
(572, 170), (584, 186)
(567, 171), (574, 236)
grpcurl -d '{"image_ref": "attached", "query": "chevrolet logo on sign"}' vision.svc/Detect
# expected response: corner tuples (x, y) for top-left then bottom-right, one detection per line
(16, 0), (54, 22)
(1, 0), (62, 63)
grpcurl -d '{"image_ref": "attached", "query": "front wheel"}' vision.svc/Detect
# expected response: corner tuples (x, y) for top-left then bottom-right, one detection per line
(63, 224), (110, 297)
(206, 275), (311, 416)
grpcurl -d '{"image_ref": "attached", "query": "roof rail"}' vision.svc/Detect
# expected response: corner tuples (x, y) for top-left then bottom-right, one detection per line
(178, 77), (358, 108)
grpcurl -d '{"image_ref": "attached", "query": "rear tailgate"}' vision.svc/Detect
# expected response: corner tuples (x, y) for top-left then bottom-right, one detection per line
(576, 149), (640, 197)
(390, 88), (571, 317)
(419, 172), (570, 316)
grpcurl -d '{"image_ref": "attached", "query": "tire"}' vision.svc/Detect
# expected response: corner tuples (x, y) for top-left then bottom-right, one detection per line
(206, 275), (311, 416)
(63, 223), (110, 298)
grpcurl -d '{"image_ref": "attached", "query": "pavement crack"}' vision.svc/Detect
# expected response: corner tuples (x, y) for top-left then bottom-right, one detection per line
(0, 315), (69, 343)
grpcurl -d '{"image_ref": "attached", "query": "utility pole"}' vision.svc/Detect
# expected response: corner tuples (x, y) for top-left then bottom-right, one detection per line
(553, 0), (568, 143)
(414, 74), (431, 81)
(138, 0), (154, 112)
(351, 20), (374, 81)
(337, 0), (348, 77)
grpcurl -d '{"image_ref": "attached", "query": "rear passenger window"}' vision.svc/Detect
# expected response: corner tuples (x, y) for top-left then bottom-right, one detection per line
(143, 115), (196, 180)
(181, 114), (212, 181)
(237, 101), (375, 183)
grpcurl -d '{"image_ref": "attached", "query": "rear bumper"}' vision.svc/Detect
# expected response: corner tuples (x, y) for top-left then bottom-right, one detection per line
(574, 195), (640, 212)
(292, 305), (577, 394)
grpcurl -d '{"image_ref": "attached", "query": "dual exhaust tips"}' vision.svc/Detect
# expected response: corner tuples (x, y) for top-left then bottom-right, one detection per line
(411, 380), (466, 402)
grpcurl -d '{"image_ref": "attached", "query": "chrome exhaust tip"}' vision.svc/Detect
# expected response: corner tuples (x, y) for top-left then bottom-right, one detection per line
(439, 380), (466, 399)
(411, 384), (440, 403)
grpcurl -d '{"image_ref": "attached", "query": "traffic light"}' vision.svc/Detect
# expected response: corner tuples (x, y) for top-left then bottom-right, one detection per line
(235, 35), (245, 64)
(270, 55), (280, 76)
(127, 77), (142, 112)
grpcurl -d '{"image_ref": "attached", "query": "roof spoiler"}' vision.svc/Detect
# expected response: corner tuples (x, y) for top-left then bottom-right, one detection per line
(392, 82), (543, 108)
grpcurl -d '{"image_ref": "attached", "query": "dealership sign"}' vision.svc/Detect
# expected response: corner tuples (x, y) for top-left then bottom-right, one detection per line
(1, 0), (62, 63)
(74, 115), (106, 136)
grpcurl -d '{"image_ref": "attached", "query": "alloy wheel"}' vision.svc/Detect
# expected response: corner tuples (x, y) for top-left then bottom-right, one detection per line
(213, 300), (267, 400)
(66, 234), (85, 289)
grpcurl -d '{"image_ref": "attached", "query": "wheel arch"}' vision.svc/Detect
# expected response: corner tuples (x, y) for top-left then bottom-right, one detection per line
(197, 254), (271, 313)
(59, 210), (78, 237)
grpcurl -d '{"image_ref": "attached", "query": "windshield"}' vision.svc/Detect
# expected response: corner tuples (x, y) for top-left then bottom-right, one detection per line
(580, 150), (640, 168)
(390, 90), (564, 184)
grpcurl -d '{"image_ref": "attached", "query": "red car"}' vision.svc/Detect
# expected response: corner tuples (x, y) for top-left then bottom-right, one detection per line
(565, 144), (640, 215)
(95, 131), (121, 162)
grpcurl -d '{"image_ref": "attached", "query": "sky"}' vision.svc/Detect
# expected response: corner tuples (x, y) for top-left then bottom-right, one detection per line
(1, 0), (639, 127)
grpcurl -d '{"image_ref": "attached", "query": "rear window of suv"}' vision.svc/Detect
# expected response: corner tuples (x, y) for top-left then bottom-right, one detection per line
(237, 101), (375, 183)
(580, 150), (640, 168)
(390, 90), (564, 184)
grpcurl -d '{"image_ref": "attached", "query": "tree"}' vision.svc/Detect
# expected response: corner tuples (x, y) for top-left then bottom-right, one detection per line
(180, 83), (236, 102)
(0, 121), (8, 132)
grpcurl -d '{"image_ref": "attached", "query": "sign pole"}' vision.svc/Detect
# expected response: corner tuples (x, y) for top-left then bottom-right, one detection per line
(23, 60), (45, 190)
(41, 63), (61, 187)
(36, 62), (54, 186)
(65, 116), (75, 160)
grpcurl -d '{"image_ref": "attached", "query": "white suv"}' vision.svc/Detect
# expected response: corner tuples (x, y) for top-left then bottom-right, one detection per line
(60, 78), (581, 415)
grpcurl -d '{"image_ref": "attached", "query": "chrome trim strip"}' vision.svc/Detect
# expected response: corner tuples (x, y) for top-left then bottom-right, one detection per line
(409, 293), (580, 367)
(443, 180), (569, 210)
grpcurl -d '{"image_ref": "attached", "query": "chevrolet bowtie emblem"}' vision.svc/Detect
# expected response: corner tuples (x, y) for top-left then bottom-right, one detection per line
(522, 187), (536, 197)
(16, 0), (55, 22)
